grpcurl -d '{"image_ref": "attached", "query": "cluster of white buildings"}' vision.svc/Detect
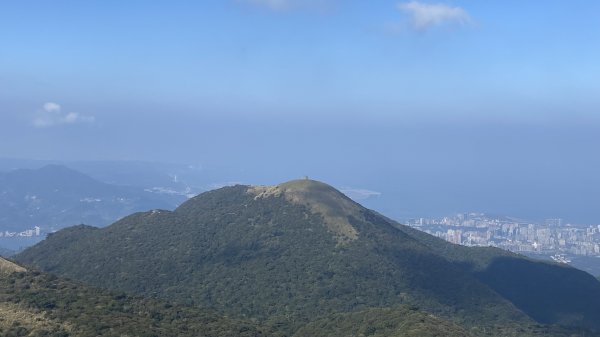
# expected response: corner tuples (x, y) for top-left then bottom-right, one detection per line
(0, 226), (42, 238)
(408, 213), (600, 257)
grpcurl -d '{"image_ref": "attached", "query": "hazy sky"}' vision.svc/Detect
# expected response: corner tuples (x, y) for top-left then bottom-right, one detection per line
(1, 1), (599, 222)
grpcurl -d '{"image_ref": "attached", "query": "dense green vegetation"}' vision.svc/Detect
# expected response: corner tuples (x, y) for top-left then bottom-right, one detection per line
(293, 306), (472, 337)
(292, 306), (592, 337)
(16, 180), (600, 336)
(0, 259), (275, 337)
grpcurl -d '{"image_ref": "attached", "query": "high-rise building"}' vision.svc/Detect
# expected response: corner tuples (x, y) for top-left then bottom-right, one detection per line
(545, 219), (562, 227)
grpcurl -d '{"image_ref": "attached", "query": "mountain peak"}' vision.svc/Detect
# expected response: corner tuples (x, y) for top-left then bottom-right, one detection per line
(248, 179), (341, 197)
(39, 163), (73, 171)
(248, 179), (360, 243)
(36, 164), (89, 177)
(7, 164), (97, 184)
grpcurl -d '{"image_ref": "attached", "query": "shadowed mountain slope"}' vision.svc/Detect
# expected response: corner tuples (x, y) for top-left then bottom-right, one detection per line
(16, 180), (600, 336)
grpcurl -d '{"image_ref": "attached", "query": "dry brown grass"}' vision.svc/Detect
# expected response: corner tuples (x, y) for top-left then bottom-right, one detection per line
(0, 257), (27, 274)
(249, 179), (360, 244)
(0, 302), (74, 334)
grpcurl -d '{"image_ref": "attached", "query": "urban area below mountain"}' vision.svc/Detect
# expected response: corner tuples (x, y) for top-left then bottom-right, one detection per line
(407, 213), (600, 260)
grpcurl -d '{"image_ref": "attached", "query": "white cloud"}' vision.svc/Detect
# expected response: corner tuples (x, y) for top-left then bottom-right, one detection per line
(341, 188), (382, 201)
(32, 102), (95, 128)
(43, 102), (61, 113)
(397, 1), (471, 31)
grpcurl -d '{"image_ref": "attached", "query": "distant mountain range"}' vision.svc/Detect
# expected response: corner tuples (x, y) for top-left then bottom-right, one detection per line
(0, 165), (186, 234)
(0, 158), (235, 192)
(16, 179), (600, 336)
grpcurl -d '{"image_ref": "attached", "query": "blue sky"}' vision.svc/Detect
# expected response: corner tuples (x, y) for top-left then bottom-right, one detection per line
(2, 0), (599, 123)
(1, 1), (600, 221)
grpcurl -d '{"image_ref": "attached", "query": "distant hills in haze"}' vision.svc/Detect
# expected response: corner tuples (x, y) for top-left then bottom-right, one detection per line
(2, 157), (596, 224)
(0, 247), (13, 257)
(0, 158), (227, 193)
(0, 165), (186, 240)
(16, 179), (600, 336)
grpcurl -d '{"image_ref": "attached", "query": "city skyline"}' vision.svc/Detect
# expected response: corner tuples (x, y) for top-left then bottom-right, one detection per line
(408, 212), (600, 257)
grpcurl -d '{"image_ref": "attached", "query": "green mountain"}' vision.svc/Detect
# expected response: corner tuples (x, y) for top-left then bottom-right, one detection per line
(0, 257), (274, 337)
(1, 257), (470, 337)
(16, 180), (600, 336)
